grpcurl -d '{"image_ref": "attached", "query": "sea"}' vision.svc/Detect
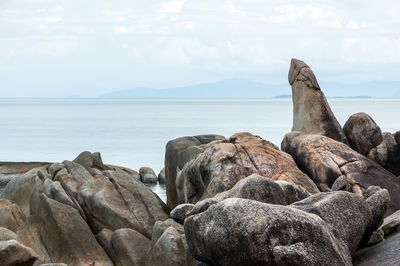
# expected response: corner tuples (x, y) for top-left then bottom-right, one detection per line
(0, 98), (399, 201)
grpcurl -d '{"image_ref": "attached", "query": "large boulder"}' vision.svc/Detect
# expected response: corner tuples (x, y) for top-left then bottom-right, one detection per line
(111, 228), (151, 266)
(165, 134), (225, 208)
(0, 240), (38, 266)
(282, 132), (400, 215)
(0, 199), (25, 232)
(288, 58), (348, 144)
(73, 151), (106, 170)
(353, 231), (400, 265)
(177, 132), (318, 205)
(158, 168), (166, 184)
(343, 112), (383, 155)
(32, 194), (113, 266)
(394, 130), (400, 145)
(184, 198), (353, 266)
(140, 167), (158, 183)
(146, 219), (193, 266)
(51, 161), (169, 239)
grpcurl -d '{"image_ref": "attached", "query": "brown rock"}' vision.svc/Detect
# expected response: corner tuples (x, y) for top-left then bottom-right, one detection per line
(343, 112), (383, 155)
(288, 58), (348, 144)
(0, 240), (38, 266)
(177, 132), (318, 204)
(165, 134), (225, 209)
(282, 132), (400, 215)
(0, 199), (25, 232)
(111, 228), (151, 266)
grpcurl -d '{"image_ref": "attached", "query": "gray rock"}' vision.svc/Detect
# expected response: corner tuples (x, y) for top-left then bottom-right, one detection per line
(2, 167), (47, 216)
(343, 112), (383, 155)
(291, 191), (374, 255)
(365, 188), (390, 230)
(0, 239), (38, 266)
(0, 227), (20, 241)
(177, 132), (318, 205)
(379, 209), (400, 236)
(38, 264), (68, 266)
(184, 198), (352, 266)
(0, 199), (25, 232)
(282, 132), (400, 216)
(353, 231), (400, 265)
(170, 204), (194, 224)
(32, 194), (113, 266)
(395, 130), (400, 145)
(381, 132), (400, 176)
(140, 167), (158, 183)
(73, 151), (106, 170)
(158, 168), (166, 184)
(165, 135), (225, 208)
(275, 180), (311, 204)
(96, 229), (115, 262)
(146, 219), (192, 266)
(288, 58), (348, 144)
(111, 228), (150, 266)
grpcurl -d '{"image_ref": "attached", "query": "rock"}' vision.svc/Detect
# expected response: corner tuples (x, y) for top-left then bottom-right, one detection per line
(32, 194), (113, 265)
(288, 58), (348, 144)
(378, 209), (400, 236)
(111, 228), (151, 266)
(38, 264), (68, 266)
(177, 132), (318, 205)
(291, 191), (376, 254)
(0, 199), (25, 232)
(367, 142), (388, 167)
(275, 180), (311, 204)
(96, 229), (115, 262)
(103, 169), (141, 183)
(282, 132), (400, 215)
(381, 132), (400, 176)
(146, 219), (192, 266)
(17, 216), (51, 264)
(353, 231), (400, 265)
(365, 188), (390, 231)
(73, 151), (106, 170)
(212, 174), (286, 205)
(165, 134), (225, 209)
(343, 112), (383, 155)
(2, 167), (48, 216)
(140, 167), (158, 183)
(158, 168), (166, 184)
(170, 204), (194, 224)
(367, 229), (384, 246)
(185, 198), (352, 266)
(0, 240), (38, 266)
(77, 174), (169, 238)
(395, 130), (400, 145)
(0, 227), (20, 241)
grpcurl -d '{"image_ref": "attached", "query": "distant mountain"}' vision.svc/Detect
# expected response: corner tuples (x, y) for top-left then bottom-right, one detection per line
(101, 79), (400, 99)
(101, 79), (290, 98)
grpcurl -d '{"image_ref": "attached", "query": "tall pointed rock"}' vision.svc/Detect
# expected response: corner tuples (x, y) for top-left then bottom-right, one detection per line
(288, 58), (348, 144)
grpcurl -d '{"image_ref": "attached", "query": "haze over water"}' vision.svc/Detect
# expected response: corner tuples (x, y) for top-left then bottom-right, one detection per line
(0, 98), (399, 174)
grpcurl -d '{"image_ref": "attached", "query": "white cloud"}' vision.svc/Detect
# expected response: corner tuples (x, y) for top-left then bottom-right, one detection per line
(42, 17), (62, 22)
(114, 26), (129, 34)
(347, 19), (359, 29)
(158, 0), (185, 13)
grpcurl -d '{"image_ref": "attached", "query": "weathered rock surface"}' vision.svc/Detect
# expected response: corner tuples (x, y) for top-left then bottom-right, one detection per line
(146, 219), (193, 266)
(165, 134), (226, 208)
(0, 199), (25, 232)
(378, 209), (400, 236)
(140, 167), (158, 183)
(111, 228), (151, 266)
(343, 112), (383, 155)
(32, 194), (113, 266)
(96, 229), (115, 262)
(282, 132), (400, 215)
(0, 227), (20, 242)
(177, 132), (318, 205)
(73, 151), (106, 170)
(185, 198), (353, 266)
(288, 58), (348, 144)
(170, 204), (194, 224)
(353, 231), (400, 265)
(395, 131), (400, 145)
(0, 239), (38, 266)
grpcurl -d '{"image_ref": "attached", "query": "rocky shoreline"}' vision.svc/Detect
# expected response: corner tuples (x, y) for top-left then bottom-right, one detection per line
(1, 59), (400, 265)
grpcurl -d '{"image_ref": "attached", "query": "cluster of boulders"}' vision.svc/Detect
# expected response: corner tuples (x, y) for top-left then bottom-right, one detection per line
(1, 58), (400, 265)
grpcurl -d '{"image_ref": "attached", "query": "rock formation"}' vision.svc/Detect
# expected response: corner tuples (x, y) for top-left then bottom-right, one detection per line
(289, 58), (348, 144)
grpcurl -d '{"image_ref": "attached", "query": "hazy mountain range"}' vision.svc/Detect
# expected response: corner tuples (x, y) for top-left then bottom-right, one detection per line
(100, 78), (400, 98)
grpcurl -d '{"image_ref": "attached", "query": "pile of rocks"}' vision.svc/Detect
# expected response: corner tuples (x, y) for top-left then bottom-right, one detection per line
(1, 58), (400, 265)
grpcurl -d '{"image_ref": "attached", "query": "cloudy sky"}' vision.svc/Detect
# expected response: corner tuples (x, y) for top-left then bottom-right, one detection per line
(1, 0), (399, 97)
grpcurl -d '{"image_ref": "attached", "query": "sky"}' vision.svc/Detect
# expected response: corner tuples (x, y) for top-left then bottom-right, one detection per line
(0, 0), (400, 97)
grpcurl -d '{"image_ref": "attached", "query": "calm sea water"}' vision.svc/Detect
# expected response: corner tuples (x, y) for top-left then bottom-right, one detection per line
(0, 98), (399, 200)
